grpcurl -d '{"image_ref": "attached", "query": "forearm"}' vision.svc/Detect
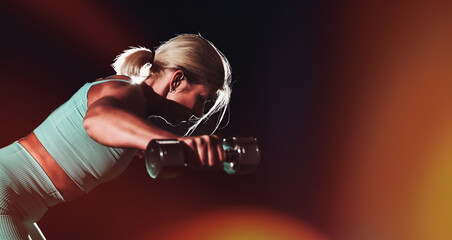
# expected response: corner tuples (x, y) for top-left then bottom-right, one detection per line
(84, 105), (177, 150)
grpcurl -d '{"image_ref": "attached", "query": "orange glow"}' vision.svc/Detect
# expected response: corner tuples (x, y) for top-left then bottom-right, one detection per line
(138, 207), (329, 240)
(408, 115), (452, 239)
(318, 1), (452, 239)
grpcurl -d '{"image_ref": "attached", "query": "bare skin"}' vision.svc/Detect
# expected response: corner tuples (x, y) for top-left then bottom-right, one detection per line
(84, 71), (226, 168)
(19, 70), (226, 200)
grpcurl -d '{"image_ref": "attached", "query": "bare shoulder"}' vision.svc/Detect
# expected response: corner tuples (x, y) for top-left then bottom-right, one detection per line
(87, 78), (147, 112)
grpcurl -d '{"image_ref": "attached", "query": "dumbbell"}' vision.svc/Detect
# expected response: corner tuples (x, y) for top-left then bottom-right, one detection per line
(145, 137), (260, 179)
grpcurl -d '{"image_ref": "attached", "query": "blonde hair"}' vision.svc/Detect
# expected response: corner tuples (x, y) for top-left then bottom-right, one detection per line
(112, 47), (154, 84)
(112, 34), (232, 136)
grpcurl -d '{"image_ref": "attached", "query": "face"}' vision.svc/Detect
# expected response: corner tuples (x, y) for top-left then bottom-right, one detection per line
(166, 79), (216, 123)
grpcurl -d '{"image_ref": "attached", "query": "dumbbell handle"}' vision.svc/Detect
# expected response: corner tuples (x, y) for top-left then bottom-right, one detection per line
(146, 137), (260, 179)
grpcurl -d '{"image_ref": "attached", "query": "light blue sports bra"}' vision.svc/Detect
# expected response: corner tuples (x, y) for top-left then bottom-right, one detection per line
(34, 79), (137, 193)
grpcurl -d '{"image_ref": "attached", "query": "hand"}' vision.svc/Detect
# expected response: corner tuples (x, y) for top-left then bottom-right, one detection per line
(178, 135), (226, 171)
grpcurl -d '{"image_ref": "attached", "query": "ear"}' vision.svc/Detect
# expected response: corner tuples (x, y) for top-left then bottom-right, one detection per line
(170, 70), (185, 91)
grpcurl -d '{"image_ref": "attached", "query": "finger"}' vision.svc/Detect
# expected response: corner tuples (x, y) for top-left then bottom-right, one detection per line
(207, 138), (218, 167)
(212, 135), (226, 165)
(196, 137), (208, 168)
(209, 135), (225, 164)
(209, 135), (225, 170)
(182, 139), (199, 168)
(211, 135), (223, 167)
(217, 143), (226, 163)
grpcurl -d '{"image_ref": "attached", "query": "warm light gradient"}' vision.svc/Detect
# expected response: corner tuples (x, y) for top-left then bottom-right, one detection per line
(409, 118), (452, 239)
(138, 207), (328, 240)
(0, 1), (451, 239)
(318, 1), (452, 239)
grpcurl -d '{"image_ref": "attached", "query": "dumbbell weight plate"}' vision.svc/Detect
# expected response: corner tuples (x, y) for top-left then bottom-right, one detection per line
(222, 137), (260, 175)
(145, 139), (186, 179)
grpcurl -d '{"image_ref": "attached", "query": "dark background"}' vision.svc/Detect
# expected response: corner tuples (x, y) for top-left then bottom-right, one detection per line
(1, 1), (451, 239)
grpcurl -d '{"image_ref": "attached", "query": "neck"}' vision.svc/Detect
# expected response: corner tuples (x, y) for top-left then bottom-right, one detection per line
(143, 71), (171, 96)
(139, 81), (166, 116)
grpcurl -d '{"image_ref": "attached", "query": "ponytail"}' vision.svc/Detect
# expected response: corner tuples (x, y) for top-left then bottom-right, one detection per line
(111, 47), (154, 84)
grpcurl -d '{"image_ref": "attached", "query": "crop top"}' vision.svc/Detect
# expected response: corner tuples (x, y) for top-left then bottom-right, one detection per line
(33, 79), (137, 193)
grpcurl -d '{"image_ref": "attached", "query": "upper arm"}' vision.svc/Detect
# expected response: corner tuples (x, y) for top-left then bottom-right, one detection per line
(86, 81), (147, 118)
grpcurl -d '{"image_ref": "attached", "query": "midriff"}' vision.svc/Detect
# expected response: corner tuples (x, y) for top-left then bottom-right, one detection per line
(19, 132), (85, 201)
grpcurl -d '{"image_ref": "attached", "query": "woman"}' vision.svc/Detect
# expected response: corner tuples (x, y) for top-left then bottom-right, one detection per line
(0, 34), (232, 239)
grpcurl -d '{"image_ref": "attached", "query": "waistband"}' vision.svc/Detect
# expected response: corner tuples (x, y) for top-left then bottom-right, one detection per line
(19, 133), (86, 201)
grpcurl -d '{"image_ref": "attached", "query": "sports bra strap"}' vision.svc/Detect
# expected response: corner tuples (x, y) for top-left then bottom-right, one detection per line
(91, 79), (134, 86)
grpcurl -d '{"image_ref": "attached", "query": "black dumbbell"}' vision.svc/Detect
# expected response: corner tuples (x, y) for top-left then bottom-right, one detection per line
(145, 137), (260, 179)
